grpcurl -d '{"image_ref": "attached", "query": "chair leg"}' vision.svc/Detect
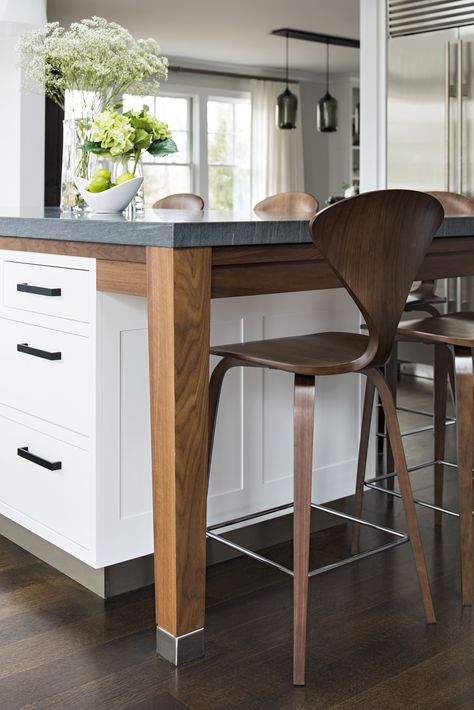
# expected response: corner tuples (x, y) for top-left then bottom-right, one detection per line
(433, 345), (449, 527)
(377, 371), (385, 457)
(208, 357), (238, 486)
(368, 368), (436, 624)
(453, 346), (473, 606)
(448, 356), (456, 408)
(351, 377), (376, 555)
(293, 373), (315, 686)
(385, 348), (398, 491)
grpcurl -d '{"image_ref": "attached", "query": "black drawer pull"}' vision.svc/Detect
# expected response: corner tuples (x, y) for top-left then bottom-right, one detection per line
(17, 343), (62, 361)
(17, 283), (61, 297)
(18, 446), (62, 471)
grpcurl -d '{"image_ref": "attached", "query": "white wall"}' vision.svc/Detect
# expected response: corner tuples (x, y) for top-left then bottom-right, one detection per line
(0, 0), (46, 210)
(300, 81), (330, 203)
(360, 0), (387, 191)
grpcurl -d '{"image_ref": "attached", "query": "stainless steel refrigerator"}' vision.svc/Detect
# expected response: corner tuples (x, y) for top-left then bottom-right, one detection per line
(387, 1), (474, 313)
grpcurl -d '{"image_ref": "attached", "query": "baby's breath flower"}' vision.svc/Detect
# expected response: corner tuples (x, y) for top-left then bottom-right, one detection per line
(18, 17), (168, 116)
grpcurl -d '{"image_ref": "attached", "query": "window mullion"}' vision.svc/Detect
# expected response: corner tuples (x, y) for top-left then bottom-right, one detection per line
(196, 95), (208, 205)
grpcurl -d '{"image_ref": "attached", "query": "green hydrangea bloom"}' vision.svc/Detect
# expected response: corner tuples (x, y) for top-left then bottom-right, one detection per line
(91, 110), (135, 156)
(125, 106), (172, 142)
(147, 115), (172, 142)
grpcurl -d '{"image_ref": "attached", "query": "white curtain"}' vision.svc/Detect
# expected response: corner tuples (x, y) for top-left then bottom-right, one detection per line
(250, 79), (305, 207)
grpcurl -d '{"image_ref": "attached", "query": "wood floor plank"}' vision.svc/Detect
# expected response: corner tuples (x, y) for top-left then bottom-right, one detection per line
(132, 694), (193, 710)
(0, 597), (154, 682)
(331, 634), (474, 710)
(0, 630), (158, 710)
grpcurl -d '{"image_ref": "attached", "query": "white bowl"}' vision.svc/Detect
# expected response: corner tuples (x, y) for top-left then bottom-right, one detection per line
(74, 176), (143, 214)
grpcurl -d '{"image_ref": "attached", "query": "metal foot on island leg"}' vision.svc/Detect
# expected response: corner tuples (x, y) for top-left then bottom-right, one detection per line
(156, 626), (205, 666)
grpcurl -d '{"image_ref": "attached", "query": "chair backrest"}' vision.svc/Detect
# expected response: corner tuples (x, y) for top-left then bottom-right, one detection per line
(309, 190), (444, 370)
(426, 191), (474, 216)
(152, 193), (205, 210)
(254, 192), (319, 214)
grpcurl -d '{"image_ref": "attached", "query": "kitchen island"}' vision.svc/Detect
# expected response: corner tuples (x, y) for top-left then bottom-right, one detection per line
(0, 206), (473, 666)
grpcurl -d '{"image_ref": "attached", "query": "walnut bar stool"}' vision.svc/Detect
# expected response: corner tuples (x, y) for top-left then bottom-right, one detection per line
(152, 192), (204, 210)
(254, 191), (319, 214)
(357, 314), (474, 607)
(379, 192), (474, 478)
(208, 190), (442, 685)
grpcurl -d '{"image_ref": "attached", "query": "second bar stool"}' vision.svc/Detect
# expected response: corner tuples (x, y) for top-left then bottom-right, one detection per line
(152, 192), (204, 210)
(254, 191), (319, 214)
(208, 190), (443, 685)
(357, 315), (474, 607)
(380, 192), (474, 475)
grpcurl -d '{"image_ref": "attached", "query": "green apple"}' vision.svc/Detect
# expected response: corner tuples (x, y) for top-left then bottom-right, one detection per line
(87, 176), (110, 193)
(116, 171), (134, 185)
(93, 167), (111, 180)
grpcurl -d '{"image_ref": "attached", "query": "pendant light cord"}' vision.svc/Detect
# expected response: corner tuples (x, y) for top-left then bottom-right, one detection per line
(285, 32), (289, 88)
(326, 41), (329, 93)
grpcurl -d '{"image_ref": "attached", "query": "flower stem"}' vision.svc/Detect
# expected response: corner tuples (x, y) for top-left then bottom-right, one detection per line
(132, 151), (141, 176)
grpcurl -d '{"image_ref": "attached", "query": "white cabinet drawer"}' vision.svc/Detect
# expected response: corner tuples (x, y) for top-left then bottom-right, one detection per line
(3, 260), (90, 323)
(0, 319), (91, 434)
(0, 416), (92, 549)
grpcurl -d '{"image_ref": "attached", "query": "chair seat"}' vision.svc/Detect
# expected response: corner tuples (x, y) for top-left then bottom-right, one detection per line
(398, 311), (474, 346)
(211, 332), (369, 376)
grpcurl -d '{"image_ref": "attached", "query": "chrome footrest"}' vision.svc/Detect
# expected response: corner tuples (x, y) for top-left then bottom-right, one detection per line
(376, 402), (455, 440)
(206, 503), (408, 579)
(365, 459), (474, 519)
(375, 410), (455, 440)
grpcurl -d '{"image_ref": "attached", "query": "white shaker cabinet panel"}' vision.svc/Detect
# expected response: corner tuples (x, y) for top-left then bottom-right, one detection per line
(95, 293), (153, 567)
(208, 289), (364, 524)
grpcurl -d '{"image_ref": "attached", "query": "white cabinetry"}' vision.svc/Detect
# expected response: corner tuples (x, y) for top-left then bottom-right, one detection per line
(0, 251), (96, 564)
(0, 250), (366, 569)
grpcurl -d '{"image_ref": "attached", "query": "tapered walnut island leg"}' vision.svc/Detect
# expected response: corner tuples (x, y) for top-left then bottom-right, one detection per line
(146, 246), (212, 665)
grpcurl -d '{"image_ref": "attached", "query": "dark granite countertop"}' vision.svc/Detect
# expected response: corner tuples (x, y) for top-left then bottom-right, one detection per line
(0, 207), (472, 248)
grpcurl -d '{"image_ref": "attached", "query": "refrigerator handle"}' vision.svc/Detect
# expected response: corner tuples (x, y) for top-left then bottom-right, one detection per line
(457, 39), (464, 194)
(445, 41), (451, 191)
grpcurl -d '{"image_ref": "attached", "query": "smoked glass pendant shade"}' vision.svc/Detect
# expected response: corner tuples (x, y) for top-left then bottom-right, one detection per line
(317, 43), (338, 133)
(277, 87), (298, 129)
(317, 91), (338, 132)
(276, 32), (297, 129)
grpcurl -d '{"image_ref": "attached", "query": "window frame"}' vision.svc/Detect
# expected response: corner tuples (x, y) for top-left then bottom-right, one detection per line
(125, 82), (251, 209)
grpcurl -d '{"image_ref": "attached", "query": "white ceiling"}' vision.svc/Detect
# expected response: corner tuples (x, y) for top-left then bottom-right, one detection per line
(46, 0), (360, 80)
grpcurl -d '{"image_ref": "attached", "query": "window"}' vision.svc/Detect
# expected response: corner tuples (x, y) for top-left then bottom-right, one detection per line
(123, 88), (251, 210)
(207, 98), (251, 211)
(123, 94), (192, 207)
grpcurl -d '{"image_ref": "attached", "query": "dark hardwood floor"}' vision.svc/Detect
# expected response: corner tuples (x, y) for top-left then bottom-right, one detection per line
(0, 375), (473, 709)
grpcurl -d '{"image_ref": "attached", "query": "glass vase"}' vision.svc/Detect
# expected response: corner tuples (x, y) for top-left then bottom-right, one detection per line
(88, 153), (119, 184)
(60, 118), (92, 212)
(119, 155), (144, 216)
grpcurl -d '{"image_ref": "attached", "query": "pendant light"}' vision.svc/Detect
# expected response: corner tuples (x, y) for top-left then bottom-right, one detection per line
(317, 41), (338, 133)
(277, 32), (297, 129)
